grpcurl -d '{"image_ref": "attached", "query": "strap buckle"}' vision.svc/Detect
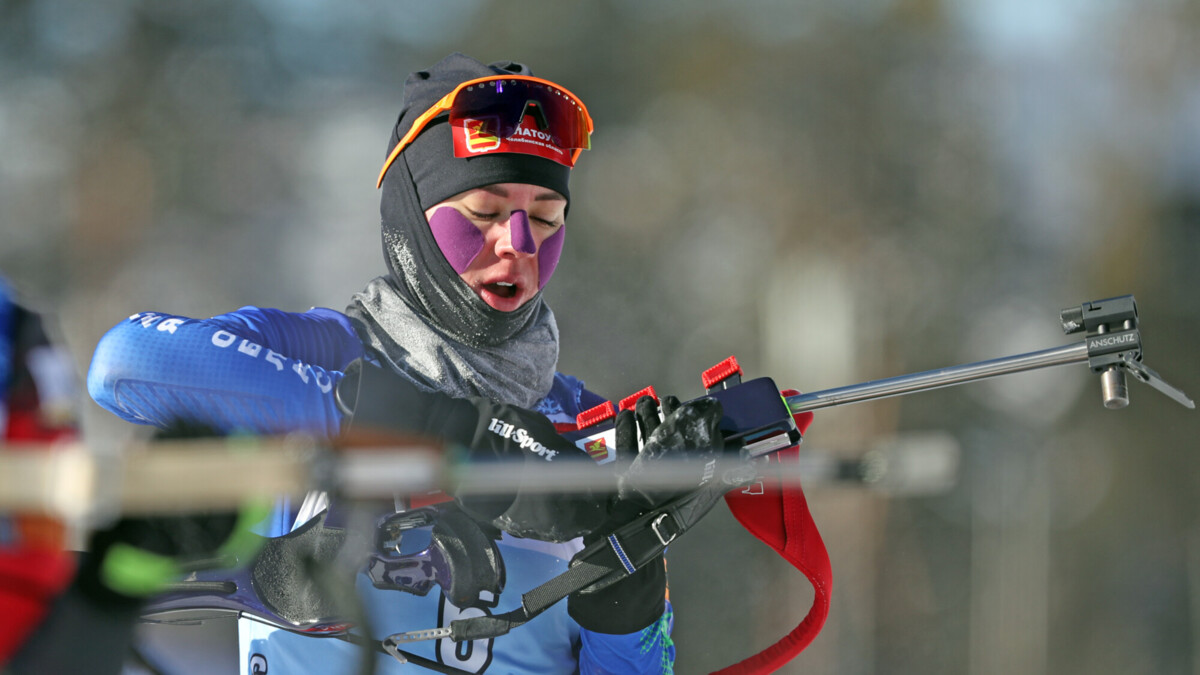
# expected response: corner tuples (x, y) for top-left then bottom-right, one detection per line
(651, 512), (679, 546)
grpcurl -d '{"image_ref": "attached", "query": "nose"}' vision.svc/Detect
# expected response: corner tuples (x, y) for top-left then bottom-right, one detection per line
(497, 210), (537, 257)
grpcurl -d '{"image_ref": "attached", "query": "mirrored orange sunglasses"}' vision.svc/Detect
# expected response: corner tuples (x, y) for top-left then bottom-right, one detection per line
(377, 74), (594, 188)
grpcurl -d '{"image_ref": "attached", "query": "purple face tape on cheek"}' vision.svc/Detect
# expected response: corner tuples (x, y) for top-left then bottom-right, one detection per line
(428, 207), (486, 274)
(537, 226), (565, 289)
(508, 210), (537, 255)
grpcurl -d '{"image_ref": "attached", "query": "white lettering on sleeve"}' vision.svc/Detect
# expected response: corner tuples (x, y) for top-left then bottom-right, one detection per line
(313, 370), (333, 394)
(237, 340), (262, 357)
(212, 330), (237, 348)
(157, 318), (184, 334)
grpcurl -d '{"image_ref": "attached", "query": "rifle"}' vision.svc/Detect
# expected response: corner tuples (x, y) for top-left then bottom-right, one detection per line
(1, 295), (1190, 520)
(561, 294), (1191, 467)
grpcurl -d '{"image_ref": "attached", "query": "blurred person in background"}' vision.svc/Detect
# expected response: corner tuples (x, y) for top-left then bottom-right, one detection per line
(75, 53), (719, 674)
(0, 276), (80, 668)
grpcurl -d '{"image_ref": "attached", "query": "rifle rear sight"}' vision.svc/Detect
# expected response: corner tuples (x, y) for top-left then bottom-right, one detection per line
(1060, 295), (1191, 410)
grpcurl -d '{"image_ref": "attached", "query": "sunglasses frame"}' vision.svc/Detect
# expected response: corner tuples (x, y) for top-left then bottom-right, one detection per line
(377, 74), (594, 188)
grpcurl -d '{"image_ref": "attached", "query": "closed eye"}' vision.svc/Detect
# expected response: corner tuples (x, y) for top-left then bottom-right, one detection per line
(466, 208), (500, 221)
(469, 208), (560, 229)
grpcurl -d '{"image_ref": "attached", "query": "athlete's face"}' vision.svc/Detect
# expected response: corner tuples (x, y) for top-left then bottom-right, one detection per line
(424, 183), (566, 312)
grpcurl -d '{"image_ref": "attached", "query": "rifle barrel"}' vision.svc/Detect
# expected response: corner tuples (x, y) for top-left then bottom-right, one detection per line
(785, 341), (1089, 413)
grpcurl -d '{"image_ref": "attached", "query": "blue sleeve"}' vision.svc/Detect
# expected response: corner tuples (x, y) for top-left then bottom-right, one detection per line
(535, 372), (609, 424)
(87, 307), (363, 437)
(205, 306), (364, 370)
(578, 603), (675, 675)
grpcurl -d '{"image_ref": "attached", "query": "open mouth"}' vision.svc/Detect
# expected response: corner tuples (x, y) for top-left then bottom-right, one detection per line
(483, 281), (518, 299)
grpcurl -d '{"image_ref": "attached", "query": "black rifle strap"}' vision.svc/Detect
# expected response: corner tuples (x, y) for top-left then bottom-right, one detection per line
(445, 472), (744, 643)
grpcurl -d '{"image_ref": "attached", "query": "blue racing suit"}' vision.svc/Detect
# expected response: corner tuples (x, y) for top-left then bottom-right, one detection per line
(87, 306), (674, 674)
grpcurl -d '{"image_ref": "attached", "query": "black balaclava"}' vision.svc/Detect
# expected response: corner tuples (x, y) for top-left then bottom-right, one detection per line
(378, 53), (571, 347)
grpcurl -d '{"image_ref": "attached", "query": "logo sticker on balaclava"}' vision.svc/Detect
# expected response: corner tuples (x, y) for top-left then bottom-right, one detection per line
(453, 113), (573, 167)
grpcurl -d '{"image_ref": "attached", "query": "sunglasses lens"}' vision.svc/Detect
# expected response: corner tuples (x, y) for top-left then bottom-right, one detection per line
(378, 77), (593, 187)
(448, 80), (591, 150)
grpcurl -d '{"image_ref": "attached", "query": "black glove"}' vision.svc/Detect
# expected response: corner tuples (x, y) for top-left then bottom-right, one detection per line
(339, 359), (612, 542)
(567, 394), (729, 634)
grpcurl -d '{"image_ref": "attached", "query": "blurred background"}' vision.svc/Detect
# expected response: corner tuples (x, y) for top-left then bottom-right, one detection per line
(1, 0), (1198, 673)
